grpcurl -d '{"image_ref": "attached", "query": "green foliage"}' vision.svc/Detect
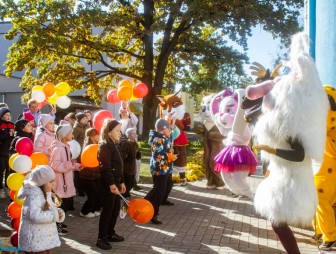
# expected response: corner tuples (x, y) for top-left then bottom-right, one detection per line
(189, 140), (204, 148)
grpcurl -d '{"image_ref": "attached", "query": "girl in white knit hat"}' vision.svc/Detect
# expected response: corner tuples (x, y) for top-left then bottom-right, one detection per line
(34, 114), (56, 159)
(18, 165), (65, 253)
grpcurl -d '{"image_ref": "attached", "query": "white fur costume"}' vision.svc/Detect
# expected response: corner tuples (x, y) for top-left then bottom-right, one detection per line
(250, 33), (329, 226)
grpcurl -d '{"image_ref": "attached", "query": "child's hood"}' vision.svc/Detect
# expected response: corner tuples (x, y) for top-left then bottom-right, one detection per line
(18, 180), (42, 200)
(148, 129), (165, 146)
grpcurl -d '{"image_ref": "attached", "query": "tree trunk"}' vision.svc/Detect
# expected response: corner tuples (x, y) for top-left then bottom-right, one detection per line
(142, 0), (156, 139)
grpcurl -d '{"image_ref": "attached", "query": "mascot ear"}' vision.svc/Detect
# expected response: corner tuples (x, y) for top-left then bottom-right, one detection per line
(156, 95), (166, 105)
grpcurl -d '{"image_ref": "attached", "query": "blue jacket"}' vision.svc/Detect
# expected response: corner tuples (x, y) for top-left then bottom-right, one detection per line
(148, 130), (174, 175)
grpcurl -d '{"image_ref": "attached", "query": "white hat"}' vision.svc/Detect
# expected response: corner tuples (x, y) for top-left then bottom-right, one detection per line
(28, 165), (55, 186)
(39, 114), (54, 128)
(55, 124), (72, 140)
(126, 127), (136, 138)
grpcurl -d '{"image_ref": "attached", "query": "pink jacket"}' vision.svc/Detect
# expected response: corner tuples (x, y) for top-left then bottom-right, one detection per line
(49, 140), (81, 198)
(34, 128), (55, 159)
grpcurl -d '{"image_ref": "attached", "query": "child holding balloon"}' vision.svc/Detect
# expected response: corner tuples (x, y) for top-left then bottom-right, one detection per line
(49, 124), (83, 235)
(96, 119), (126, 250)
(9, 119), (34, 156)
(18, 165), (65, 253)
(34, 114), (55, 160)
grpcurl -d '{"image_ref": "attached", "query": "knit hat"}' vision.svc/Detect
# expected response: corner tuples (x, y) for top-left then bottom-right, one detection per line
(155, 118), (171, 131)
(55, 124), (73, 140)
(0, 107), (10, 118)
(15, 119), (29, 132)
(38, 114), (54, 128)
(126, 127), (136, 138)
(23, 111), (35, 122)
(28, 165), (55, 186)
(75, 112), (86, 122)
(107, 120), (121, 132)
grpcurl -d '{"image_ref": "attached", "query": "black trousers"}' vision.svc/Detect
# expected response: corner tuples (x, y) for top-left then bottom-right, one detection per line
(145, 174), (169, 217)
(80, 179), (102, 215)
(123, 174), (135, 198)
(162, 173), (173, 203)
(98, 186), (120, 240)
(74, 171), (85, 195)
(0, 155), (10, 189)
(60, 197), (74, 214)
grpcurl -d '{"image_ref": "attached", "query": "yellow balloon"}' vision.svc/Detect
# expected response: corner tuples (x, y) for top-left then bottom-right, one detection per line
(14, 190), (25, 206)
(47, 93), (58, 105)
(9, 153), (19, 170)
(130, 90), (138, 101)
(32, 85), (43, 92)
(55, 82), (70, 96)
(7, 173), (25, 191)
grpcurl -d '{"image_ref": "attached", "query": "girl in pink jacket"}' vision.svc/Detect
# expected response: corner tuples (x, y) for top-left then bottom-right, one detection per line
(49, 124), (83, 235)
(34, 114), (55, 159)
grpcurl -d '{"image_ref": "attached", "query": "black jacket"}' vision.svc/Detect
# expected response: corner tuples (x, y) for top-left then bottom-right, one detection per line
(98, 141), (125, 187)
(9, 130), (34, 156)
(0, 119), (14, 156)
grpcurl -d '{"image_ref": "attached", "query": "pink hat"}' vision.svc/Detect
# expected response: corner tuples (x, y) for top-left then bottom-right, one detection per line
(23, 112), (35, 122)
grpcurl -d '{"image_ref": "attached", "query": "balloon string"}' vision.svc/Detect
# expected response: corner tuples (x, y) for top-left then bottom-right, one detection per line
(118, 193), (129, 206)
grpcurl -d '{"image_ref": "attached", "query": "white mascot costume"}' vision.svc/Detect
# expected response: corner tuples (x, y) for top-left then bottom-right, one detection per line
(247, 32), (329, 254)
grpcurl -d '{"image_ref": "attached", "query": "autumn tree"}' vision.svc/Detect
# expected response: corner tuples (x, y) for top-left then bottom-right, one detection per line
(0, 0), (303, 135)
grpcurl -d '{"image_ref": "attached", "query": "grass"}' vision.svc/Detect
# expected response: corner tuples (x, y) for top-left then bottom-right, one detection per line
(138, 140), (203, 184)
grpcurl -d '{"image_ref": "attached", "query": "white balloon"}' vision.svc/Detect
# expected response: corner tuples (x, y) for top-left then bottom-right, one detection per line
(67, 140), (81, 159)
(31, 90), (46, 103)
(56, 96), (71, 109)
(13, 155), (32, 174)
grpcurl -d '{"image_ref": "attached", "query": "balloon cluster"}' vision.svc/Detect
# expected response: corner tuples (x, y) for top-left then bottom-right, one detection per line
(6, 138), (49, 247)
(31, 82), (71, 109)
(107, 80), (148, 104)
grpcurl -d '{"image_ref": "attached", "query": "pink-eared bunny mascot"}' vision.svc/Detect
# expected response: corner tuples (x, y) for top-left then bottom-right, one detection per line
(210, 88), (257, 199)
(247, 33), (329, 254)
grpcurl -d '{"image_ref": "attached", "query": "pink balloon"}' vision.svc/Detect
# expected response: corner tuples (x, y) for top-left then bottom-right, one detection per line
(15, 137), (34, 156)
(10, 231), (18, 247)
(92, 110), (114, 132)
(107, 89), (121, 104)
(133, 83), (148, 98)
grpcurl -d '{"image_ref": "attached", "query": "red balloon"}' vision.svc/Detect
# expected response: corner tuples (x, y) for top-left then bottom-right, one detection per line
(128, 198), (154, 224)
(92, 110), (114, 132)
(10, 231), (19, 247)
(10, 190), (16, 201)
(8, 202), (22, 219)
(37, 100), (48, 110)
(133, 83), (148, 98)
(107, 89), (121, 104)
(15, 137), (34, 156)
(11, 218), (20, 231)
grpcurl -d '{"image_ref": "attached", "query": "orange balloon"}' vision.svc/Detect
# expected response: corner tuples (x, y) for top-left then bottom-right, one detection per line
(7, 202), (22, 219)
(119, 80), (133, 89)
(117, 86), (132, 101)
(81, 144), (99, 168)
(42, 82), (56, 97)
(128, 198), (154, 224)
(10, 190), (16, 201)
(30, 152), (49, 169)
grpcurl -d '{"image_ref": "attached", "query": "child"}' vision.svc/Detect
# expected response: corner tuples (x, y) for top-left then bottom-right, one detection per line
(23, 111), (37, 140)
(120, 127), (139, 198)
(96, 120), (126, 250)
(49, 124), (82, 235)
(144, 118), (177, 224)
(18, 165), (65, 253)
(0, 107), (14, 198)
(79, 128), (101, 218)
(9, 119), (34, 155)
(34, 114), (55, 159)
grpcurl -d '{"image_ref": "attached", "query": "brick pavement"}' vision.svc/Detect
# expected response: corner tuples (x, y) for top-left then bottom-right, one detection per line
(0, 173), (334, 254)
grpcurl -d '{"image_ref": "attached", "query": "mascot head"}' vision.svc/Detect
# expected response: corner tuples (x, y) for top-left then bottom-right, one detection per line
(157, 91), (185, 120)
(199, 92), (214, 122)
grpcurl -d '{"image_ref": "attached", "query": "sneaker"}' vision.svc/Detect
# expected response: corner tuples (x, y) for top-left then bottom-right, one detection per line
(162, 200), (174, 206)
(180, 179), (188, 186)
(57, 225), (68, 235)
(0, 189), (6, 199)
(238, 195), (252, 200)
(151, 217), (163, 225)
(319, 240), (336, 251)
(96, 238), (111, 250)
(94, 211), (101, 217)
(80, 212), (95, 218)
(216, 186), (225, 190)
(311, 234), (322, 242)
(61, 223), (68, 229)
(107, 233), (125, 242)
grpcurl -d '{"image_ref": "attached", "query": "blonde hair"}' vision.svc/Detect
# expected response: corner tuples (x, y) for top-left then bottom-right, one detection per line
(40, 187), (62, 211)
